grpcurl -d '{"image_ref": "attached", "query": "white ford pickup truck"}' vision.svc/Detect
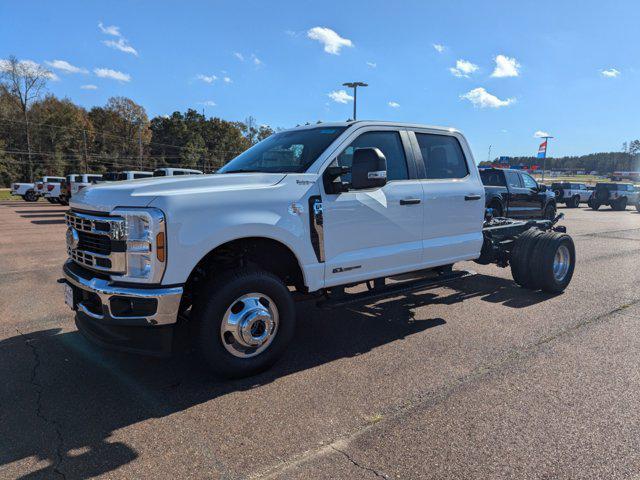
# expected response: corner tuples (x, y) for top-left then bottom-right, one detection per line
(62, 121), (576, 378)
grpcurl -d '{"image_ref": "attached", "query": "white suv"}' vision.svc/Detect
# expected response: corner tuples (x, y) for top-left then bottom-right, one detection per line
(551, 182), (591, 208)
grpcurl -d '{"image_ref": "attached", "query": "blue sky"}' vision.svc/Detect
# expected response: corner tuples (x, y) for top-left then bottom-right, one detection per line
(1, 0), (637, 162)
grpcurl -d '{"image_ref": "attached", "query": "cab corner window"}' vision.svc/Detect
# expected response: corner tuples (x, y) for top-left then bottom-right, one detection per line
(335, 130), (408, 184)
(415, 133), (469, 180)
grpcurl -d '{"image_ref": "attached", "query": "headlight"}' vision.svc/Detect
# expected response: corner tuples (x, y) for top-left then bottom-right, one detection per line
(112, 207), (166, 284)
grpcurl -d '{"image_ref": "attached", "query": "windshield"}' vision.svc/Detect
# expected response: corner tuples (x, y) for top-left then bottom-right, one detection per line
(218, 127), (347, 174)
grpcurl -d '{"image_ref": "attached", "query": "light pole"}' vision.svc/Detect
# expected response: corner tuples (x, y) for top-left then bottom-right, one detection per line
(539, 135), (554, 183)
(342, 82), (368, 120)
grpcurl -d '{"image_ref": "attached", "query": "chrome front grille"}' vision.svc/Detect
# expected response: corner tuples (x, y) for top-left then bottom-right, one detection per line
(66, 210), (126, 274)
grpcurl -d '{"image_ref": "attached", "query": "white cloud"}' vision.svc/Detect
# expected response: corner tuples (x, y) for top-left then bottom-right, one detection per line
(98, 22), (137, 56)
(601, 68), (620, 78)
(366, 61), (377, 68)
(223, 76), (232, 83)
(327, 89), (354, 104)
(45, 59), (88, 74)
(93, 68), (131, 82)
(491, 54), (520, 78)
(80, 84), (98, 90)
(433, 43), (445, 53)
(284, 30), (298, 37)
(0, 58), (58, 80)
(103, 38), (138, 56)
(98, 22), (121, 37)
(450, 59), (479, 78)
(307, 27), (353, 55)
(460, 87), (515, 108)
(196, 74), (217, 84)
(251, 54), (263, 66)
(200, 100), (216, 106)
(534, 130), (550, 138)
(388, 101), (400, 108)
(234, 52), (244, 61)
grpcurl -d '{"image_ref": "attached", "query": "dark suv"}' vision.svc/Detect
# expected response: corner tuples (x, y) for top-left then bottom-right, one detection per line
(588, 183), (639, 211)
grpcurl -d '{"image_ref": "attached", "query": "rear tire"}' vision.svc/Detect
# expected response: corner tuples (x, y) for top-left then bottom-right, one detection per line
(193, 268), (296, 378)
(529, 232), (575, 293)
(590, 201), (600, 210)
(511, 228), (545, 288)
(636, 202), (640, 213)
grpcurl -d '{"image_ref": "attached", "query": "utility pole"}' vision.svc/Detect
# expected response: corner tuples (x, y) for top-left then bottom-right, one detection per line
(342, 82), (368, 120)
(539, 136), (554, 183)
(82, 129), (89, 173)
(138, 124), (143, 170)
(487, 144), (492, 163)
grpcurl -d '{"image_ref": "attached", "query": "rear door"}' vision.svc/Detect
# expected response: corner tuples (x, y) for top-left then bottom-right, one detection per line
(410, 130), (485, 266)
(321, 127), (425, 286)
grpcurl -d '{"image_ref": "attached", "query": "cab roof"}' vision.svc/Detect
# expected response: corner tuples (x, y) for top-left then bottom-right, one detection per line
(285, 120), (460, 135)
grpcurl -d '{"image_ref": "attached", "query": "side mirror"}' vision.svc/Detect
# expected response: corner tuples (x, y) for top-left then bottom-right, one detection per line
(351, 147), (387, 190)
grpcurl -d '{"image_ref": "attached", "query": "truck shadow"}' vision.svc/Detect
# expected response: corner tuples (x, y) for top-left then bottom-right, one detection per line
(0, 273), (553, 478)
(29, 219), (66, 225)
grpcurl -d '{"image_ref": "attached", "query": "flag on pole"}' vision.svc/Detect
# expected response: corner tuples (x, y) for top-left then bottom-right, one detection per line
(537, 140), (547, 159)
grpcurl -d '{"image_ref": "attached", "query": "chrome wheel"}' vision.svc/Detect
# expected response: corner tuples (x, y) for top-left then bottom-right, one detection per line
(553, 245), (571, 282)
(219, 293), (279, 358)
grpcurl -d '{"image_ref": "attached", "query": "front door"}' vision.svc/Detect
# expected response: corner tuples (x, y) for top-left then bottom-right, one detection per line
(321, 129), (424, 287)
(520, 172), (544, 217)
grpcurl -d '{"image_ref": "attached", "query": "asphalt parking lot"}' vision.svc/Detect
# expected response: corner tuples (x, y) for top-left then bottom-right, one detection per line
(1, 200), (639, 479)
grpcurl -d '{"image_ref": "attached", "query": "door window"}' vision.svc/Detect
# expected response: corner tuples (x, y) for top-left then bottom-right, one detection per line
(335, 131), (408, 183)
(414, 133), (469, 179)
(521, 173), (538, 189)
(505, 171), (521, 188)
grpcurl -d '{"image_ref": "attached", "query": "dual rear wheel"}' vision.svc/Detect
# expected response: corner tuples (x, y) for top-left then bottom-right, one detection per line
(511, 229), (575, 293)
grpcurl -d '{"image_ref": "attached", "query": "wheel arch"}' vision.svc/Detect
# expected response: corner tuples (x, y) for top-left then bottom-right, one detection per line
(180, 236), (307, 315)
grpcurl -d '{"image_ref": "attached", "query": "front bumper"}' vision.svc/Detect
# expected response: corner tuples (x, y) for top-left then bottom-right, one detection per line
(62, 261), (183, 326)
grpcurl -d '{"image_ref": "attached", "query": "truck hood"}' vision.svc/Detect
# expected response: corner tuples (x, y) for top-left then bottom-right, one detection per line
(69, 173), (287, 212)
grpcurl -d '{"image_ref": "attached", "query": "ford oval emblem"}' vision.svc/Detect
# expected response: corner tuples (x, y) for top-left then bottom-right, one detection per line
(66, 227), (79, 250)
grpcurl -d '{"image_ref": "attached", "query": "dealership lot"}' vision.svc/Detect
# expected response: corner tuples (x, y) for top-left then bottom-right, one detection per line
(1, 201), (639, 479)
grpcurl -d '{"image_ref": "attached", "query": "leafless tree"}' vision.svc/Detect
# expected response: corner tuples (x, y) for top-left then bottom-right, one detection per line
(0, 55), (52, 180)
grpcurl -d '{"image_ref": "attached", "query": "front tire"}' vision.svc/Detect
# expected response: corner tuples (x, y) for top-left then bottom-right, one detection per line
(569, 196), (580, 208)
(544, 203), (556, 220)
(636, 202), (640, 213)
(612, 198), (627, 211)
(24, 190), (37, 202)
(193, 268), (296, 378)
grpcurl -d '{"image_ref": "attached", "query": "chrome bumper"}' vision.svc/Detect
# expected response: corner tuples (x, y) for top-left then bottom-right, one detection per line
(63, 261), (183, 326)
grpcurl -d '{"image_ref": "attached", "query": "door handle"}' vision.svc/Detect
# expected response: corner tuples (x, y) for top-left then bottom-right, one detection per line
(464, 194), (482, 201)
(400, 198), (421, 205)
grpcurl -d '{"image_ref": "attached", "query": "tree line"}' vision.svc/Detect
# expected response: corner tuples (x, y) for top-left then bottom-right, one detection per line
(478, 145), (640, 175)
(0, 56), (274, 186)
